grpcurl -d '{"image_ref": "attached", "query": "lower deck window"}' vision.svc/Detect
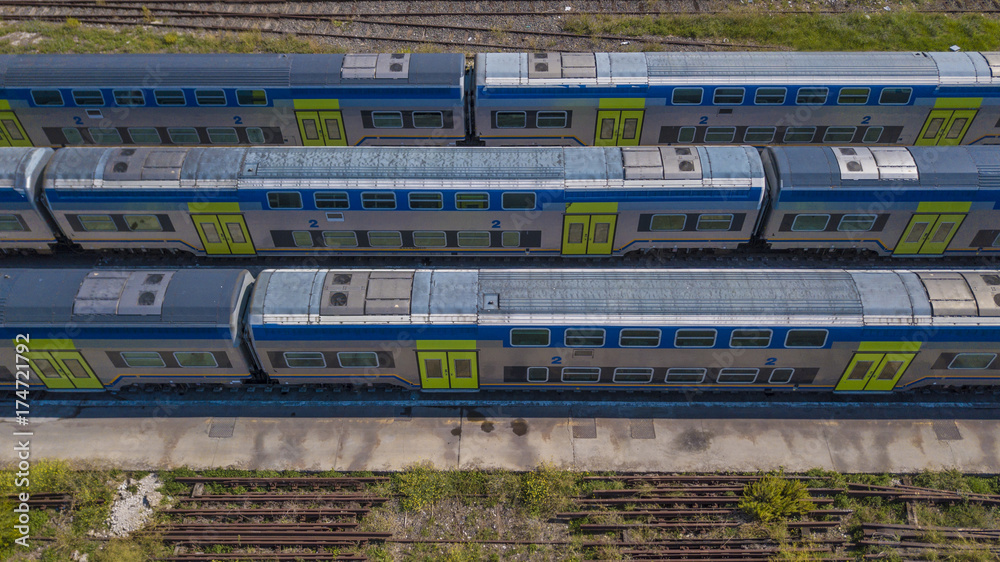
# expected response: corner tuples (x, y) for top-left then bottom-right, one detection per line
(769, 368), (795, 384)
(324, 231), (358, 248)
(666, 368), (706, 383)
(527, 367), (549, 382)
(561, 367), (600, 383)
(338, 352), (378, 367)
(696, 214), (733, 231)
(207, 127), (239, 144)
(0, 214), (25, 232)
(457, 231), (490, 247)
(948, 353), (996, 370)
(90, 128), (123, 144)
(174, 352), (218, 368)
(124, 215), (163, 232)
(613, 368), (653, 383)
(717, 368), (758, 383)
(414, 231), (447, 247)
(79, 215), (117, 232)
(838, 214), (877, 232)
(292, 231), (314, 247)
(284, 352), (326, 368)
(167, 128), (200, 144)
(368, 231), (402, 247)
(121, 352), (165, 368)
(502, 231), (520, 247)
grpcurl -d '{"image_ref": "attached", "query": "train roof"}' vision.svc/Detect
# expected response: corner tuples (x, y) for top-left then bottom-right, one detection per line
(0, 147), (51, 197)
(0, 53), (464, 88)
(0, 269), (252, 330)
(477, 52), (1000, 87)
(250, 269), (1000, 329)
(43, 146), (765, 193)
(768, 146), (1000, 190)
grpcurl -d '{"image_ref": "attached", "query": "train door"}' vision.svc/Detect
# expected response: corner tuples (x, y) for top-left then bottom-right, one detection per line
(0, 112), (30, 147)
(296, 110), (347, 146)
(916, 99), (980, 146)
(416, 349), (479, 390)
(25, 350), (103, 390)
(594, 110), (643, 147)
(893, 213), (966, 255)
(192, 214), (256, 255)
(562, 203), (618, 255)
(835, 352), (916, 391)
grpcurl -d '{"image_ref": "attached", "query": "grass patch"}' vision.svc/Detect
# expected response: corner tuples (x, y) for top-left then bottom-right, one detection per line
(562, 12), (1000, 51)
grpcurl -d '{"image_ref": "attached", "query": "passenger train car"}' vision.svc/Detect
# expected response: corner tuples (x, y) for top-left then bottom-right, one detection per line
(2, 144), (999, 258)
(0, 51), (998, 149)
(2, 267), (999, 393)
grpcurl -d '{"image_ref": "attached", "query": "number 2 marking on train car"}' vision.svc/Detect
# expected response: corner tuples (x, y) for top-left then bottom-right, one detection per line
(73, 116), (83, 125)
(765, 357), (777, 366)
(308, 220), (318, 228)
(233, 116), (243, 125)
(861, 116), (871, 124)
(551, 356), (562, 365)
(491, 220), (501, 229)
(699, 116), (708, 125)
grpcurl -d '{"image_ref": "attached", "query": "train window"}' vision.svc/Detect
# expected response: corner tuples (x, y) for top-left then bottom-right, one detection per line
(730, 329), (772, 348)
(718, 368), (758, 383)
(783, 127), (816, 142)
(368, 231), (403, 247)
(561, 367), (601, 383)
(124, 215), (163, 232)
(785, 329), (828, 348)
(457, 231), (491, 247)
(743, 127), (775, 143)
(337, 352), (379, 367)
(796, 87), (828, 105)
(62, 128), (85, 145)
(246, 127), (266, 144)
(502, 192), (536, 210)
(323, 231), (358, 248)
(837, 87), (870, 105)
(527, 367), (549, 382)
(704, 127), (736, 143)
(412, 111), (444, 128)
(4, 121), (24, 142)
(677, 127), (696, 143)
(72, 90), (104, 106)
(195, 89), (227, 106)
(948, 353), (996, 370)
(292, 231), (314, 247)
(154, 89), (186, 106)
(879, 87), (912, 105)
(284, 352), (326, 368)
(511, 328), (550, 347)
(174, 352), (218, 368)
(620, 329), (661, 347)
(207, 127), (239, 144)
(167, 128), (200, 144)
(600, 118), (615, 139)
(649, 214), (685, 231)
(315, 192), (349, 209)
(114, 89), (145, 107)
(536, 111), (568, 128)
(267, 192), (303, 209)
(409, 192), (443, 210)
(236, 89), (267, 106)
(79, 215), (117, 232)
(362, 192), (396, 209)
(993, 233), (1000, 247)
(372, 111), (404, 128)
(824, 127), (856, 143)
(666, 368), (706, 383)
(456, 192), (489, 210)
(862, 127), (883, 143)
(31, 90), (64, 106)
(496, 111), (526, 128)
(696, 214), (733, 231)
(713, 88), (744, 105)
(90, 128), (124, 144)
(565, 329), (605, 347)
(413, 231), (447, 247)
(837, 214), (877, 231)
(791, 214), (830, 231)
(754, 88), (786, 105)
(121, 352), (166, 368)
(0, 215), (24, 231)
(945, 118), (968, 140)
(128, 128), (161, 144)
(672, 88), (703, 105)
(769, 368), (795, 384)
(613, 368), (654, 383)
(502, 231), (520, 247)
(675, 329), (716, 348)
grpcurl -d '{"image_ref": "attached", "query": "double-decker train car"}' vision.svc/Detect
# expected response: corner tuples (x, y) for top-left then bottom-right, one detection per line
(0, 147), (55, 252)
(0, 53), (466, 148)
(475, 51), (1000, 147)
(4, 267), (999, 393)
(0, 268), (254, 390)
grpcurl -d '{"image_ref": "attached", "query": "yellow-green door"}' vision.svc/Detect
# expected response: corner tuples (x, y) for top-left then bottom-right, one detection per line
(863, 354), (915, 392)
(561, 215), (617, 255)
(319, 111), (347, 146)
(448, 351), (479, 390)
(418, 351), (450, 390)
(618, 110), (643, 147)
(894, 214), (965, 255)
(916, 109), (977, 146)
(296, 110), (346, 146)
(297, 111), (324, 146)
(0, 111), (30, 147)
(594, 110), (643, 146)
(836, 352), (915, 391)
(835, 353), (884, 391)
(26, 351), (102, 389)
(192, 214), (255, 255)
(417, 351), (479, 390)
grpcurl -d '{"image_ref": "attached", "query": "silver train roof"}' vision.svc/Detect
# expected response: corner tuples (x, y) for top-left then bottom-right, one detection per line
(0, 147), (51, 196)
(250, 269), (1000, 328)
(478, 52), (1000, 86)
(44, 146), (765, 192)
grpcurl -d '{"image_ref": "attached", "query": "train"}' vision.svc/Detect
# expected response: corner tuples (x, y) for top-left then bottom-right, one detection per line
(1, 144), (999, 258)
(0, 51), (998, 149)
(2, 267), (998, 393)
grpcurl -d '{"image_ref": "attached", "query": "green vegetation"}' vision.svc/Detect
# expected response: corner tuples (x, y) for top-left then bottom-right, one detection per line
(739, 473), (816, 522)
(563, 12), (1000, 51)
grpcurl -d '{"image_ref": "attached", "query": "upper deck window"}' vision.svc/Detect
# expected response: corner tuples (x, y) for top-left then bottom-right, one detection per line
(114, 90), (145, 107)
(31, 90), (64, 106)
(713, 88), (745, 105)
(879, 87), (912, 105)
(72, 90), (104, 106)
(672, 88), (703, 105)
(267, 192), (303, 209)
(796, 87), (828, 105)
(236, 89), (267, 106)
(195, 89), (227, 106)
(754, 88), (786, 105)
(837, 87), (870, 105)
(154, 89), (186, 106)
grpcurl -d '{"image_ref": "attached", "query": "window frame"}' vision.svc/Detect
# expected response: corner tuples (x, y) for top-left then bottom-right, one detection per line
(837, 87), (871, 105)
(336, 352), (379, 368)
(783, 127), (817, 143)
(90, 128), (124, 145)
(496, 111), (527, 128)
(536, 110), (568, 128)
(837, 214), (878, 232)
(527, 367), (549, 382)
(730, 329), (773, 348)
(412, 111), (444, 129)
(62, 128), (85, 145)
(121, 351), (165, 368)
(457, 231), (491, 248)
(501, 231), (521, 248)
(784, 329), (829, 348)
(947, 353), (996, 370)
(564, 328), (606, 348)
(619, 329), (662, 348)
(367, 231), (403, 247)
(455, 192), (489, 210)
(696, 214), (734, 231)
(744, 127), (776, 143)
(665, 368), (707, 383)
(31, 89), (64, 107)
(315, 192), (349, 209)
(649, 214), (686, 231)
(769, 368), (795, 384)
(292, 231), (314, 247)
(713, 87), (745, 105)
(791, 214), (831, 232)
(78, 214), (118, 232)
(510, 328), (550, 347)
(166, 127), (200, 144)
(236, 89), (267, 106)
(371, 111), (404, 128)
(0, 214), (25, 232)
(677, 127), (696, 143)
(408, 192), (444, 210)
(796, 87), (829, 105)
(284, 351), (326, 368)
(704, 127), (736, 143)
(501, 192), (536, 210)
(207, 127), (239, 144)
(879, 87), (913, 105)
(675, 329), (717, 348)
(154, 89), (187, 106)
(127, 127), (161, 144)
(561, 367), (601, 383)
(672, 87), (703, 105)
(823, 126), (857, 143)
(267, 191), (303, 210)
(862, 127), (884, 143)
(72, 89), (105, 107)
(173, 352), (218, 368)
(754, 87), (786, 105)
(613, 367), (654, 384)
(413, 230), (448, 247)
(113, 89), (145, 107)
(323, 231), (358, 248)
(361, 192), (397, 210)
(123, 214), (163, 232)
(717, 368), (759, 384)
(194, 89), (227, 106)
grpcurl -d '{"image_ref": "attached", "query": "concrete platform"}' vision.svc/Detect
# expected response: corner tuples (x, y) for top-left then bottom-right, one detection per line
(2, 397), (999, 473)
